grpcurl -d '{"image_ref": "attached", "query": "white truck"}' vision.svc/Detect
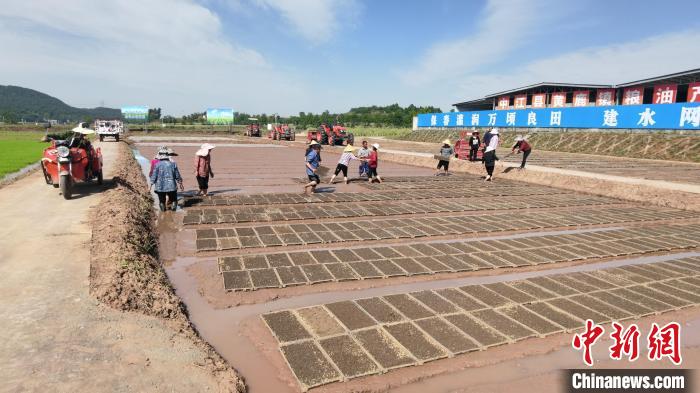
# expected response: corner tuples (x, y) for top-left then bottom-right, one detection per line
(94, 119), (124, 142)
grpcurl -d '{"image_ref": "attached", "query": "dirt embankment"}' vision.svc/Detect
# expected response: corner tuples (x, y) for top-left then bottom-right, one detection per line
(401, 130), (700, 163)
(89, 143), (245, 392)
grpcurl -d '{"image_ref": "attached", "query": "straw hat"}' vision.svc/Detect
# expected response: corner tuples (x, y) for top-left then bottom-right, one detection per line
(491, 128), (499, 135)
(309, 140), (320, 147)
(72, 125), (95, 134)
(343, 144), (354, 152)
(372, 143), (380, 149)
(196, 143), (216, 156)
(442, 139), (451, 146)
(515, 135), (523, 141)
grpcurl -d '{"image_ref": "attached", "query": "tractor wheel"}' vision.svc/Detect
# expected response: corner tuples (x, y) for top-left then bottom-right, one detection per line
(291, 133), (295, 141)
(97, 171), (103, 185)
(115, 134), (120, 142)
(59, 174), (72, 200)
(321, 133), (328, 145)
(347, 133), (355, 146)
(99, 135), (104, 142)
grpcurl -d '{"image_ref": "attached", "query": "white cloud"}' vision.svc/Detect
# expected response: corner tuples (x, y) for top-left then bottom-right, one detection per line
(0, 0), (311, 115)
(449, 29), (700, 106)
(253, 0), (359, 45)
(399, 0), (560, 86)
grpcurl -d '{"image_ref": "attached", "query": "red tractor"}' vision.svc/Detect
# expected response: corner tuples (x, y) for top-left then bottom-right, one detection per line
(315, 123), (354, 146)
(454, 130), (483, 161)
(269, 124), (295, 141)
(245, 118), (261, 137)
(40, 125), (103, 199)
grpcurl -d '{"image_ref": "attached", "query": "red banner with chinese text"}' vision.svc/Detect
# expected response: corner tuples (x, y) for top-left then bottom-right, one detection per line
(550, 92), (566, 108)
(688, 82), (700, 103)
(653, 84), (677, 104)
(497, 96), (509, 109)
(531, 93), (546, 108)
(573, 90), (590, 107)
(623, 87), (643, 105)
(596, 89), (616, 106)
(514, 95), (527, 109)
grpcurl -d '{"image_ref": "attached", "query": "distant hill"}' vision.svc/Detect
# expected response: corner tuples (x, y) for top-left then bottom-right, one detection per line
(0, 85), (121, 123)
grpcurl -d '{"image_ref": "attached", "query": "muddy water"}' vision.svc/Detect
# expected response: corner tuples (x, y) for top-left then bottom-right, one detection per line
(135, 144), (700, 392)
(165, 248), (700, 393)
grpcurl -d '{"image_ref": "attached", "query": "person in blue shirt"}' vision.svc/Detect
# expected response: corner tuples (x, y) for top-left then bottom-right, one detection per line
(303, 140), (322, 194)
(149, 147), (183, 211)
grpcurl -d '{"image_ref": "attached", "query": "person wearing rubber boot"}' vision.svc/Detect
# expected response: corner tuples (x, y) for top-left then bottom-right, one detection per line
(194, 143), (215, 196)
(367, 143), (383, 183)
(150, 147), (183, 211)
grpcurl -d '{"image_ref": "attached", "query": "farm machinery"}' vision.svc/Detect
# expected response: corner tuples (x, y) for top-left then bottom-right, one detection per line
(245, 118), (261, 137)
(454, 130), (483, 161)
(40, 125), (103, 199)
(306, 123), (354, 146)
(94, 119), (123, 142)
(269, 124), (295, 141)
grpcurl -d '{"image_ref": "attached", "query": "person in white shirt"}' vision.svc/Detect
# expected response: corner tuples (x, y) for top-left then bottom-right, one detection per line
(329, 145), (361, 184)
(356, 140), (370, 177)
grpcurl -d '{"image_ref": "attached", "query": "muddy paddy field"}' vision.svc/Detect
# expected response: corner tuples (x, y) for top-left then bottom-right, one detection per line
(134, 136), (700, 392)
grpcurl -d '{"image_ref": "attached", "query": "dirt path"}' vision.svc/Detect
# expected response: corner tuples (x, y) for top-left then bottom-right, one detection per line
(0, 141), (231, 392)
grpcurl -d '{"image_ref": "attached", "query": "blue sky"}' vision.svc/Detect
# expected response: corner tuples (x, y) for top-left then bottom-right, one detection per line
(1, 0), (699, 116)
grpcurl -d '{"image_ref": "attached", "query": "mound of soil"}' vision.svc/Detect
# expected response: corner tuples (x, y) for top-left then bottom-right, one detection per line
(401, 130), (700, 163)
(89, 143), (245, 392)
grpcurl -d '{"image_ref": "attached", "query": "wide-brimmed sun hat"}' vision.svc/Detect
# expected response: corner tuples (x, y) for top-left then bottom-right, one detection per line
(309, 140), (320, 147)
(343, 144), (354, 152)
(72, 125), (95, 134)
(491, 128), (499, 135)
(372, 143), (380, 149)
(515, 135), (523, 141)
(196, 143), (216, 156)
(442, 139), (451, 146)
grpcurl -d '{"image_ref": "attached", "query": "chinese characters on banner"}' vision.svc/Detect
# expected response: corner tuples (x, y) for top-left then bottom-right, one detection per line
(597, 89), (616, 106)
(653, 84), (677, 104)
(514, 95), (527, 109)
(551, 92), (566, 108)
(572, 320), (682, 366)
(573, 90), (590, 107)
(623, 87), (643, 105)
(497, 96), (510, 109)
(532, 93), (546, 108)
(688, 82), (700, 103)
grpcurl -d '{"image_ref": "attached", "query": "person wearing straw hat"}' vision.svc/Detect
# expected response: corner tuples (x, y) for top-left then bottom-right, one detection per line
(329, 144), (361, 185)
(367, 143), (383, 183)
(483, 128), (500, 181)
(194, 143), (216, 196)
(304, 140), (322, 194)
(149, 145), (178, 176)
(150, 147), (183, 211)
(436, 139), (454, 176)
(511, 135), (532, 169)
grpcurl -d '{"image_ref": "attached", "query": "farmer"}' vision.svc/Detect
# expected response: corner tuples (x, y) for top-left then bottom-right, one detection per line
(150, 148), (183, 211)
(511, 135), (532, 169)
(304, 140), (322, 194)
(149, 145), (173, 176)
(483, 128), (499, 181)
(367, 143), (383, 183)
(436, 139), (453, 176)
(194, 143), (215, 196)
(357, 140), (370, 177)
(481, 128), (493, 161)
(329, 145), (360, 185)
(468, 131), (481, 161)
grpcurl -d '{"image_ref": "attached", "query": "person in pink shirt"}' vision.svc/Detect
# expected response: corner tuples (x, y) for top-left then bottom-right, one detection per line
(194, 143), (215, 196)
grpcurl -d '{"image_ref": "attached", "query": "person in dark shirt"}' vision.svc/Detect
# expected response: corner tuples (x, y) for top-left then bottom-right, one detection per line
(512, 135), (532, 169)
(304, 141), (322, 194)
(468, 131), (481, 161)
(436, 139), (454, 175)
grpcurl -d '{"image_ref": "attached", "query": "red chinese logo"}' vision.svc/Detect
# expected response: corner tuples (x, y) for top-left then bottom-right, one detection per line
(572, 319), (604, 366)
(609, 322), (640, 361)
(647, 322), (682, 365)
